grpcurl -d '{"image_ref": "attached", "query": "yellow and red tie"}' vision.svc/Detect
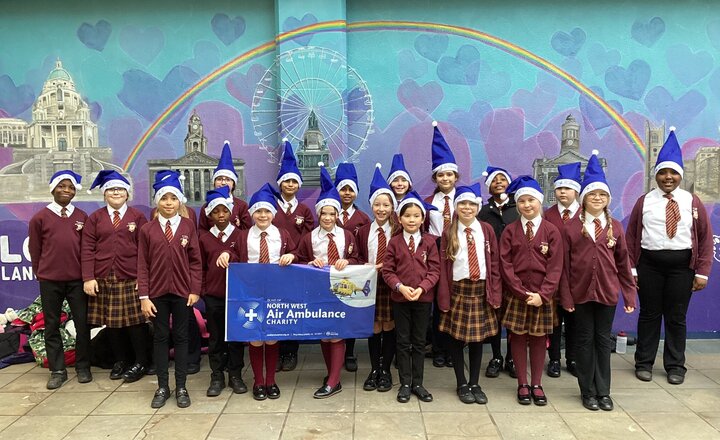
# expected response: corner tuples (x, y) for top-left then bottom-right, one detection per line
(562, 209), (570, 223)
(164, 220), (173, 242)
(259, 231), (270, 264)
(466, 227), (481, 281)
(443, 195), (451, 230)
(593, 218), (603, 241)
(376, 227), (386, 263)
(408, 235), (416, 254)
(327, 232), (340, 265)
(664, 193), (680, 239)
(525, 221), (534, 242)
(112, 210), (121, 229)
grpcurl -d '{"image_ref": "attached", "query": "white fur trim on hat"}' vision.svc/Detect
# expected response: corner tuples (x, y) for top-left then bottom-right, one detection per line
(396, 197), (425, 216)
(212, 169), (238, 184)
(432, 163), (459, 174)
(154, 186), (187, 205)
(580, 181), (612, 204)
(204, 197), (234, 216)
(277, 172), (303, 187)
(654, 161), (684, 179)
(454, 192), (482, 208)
(515, 187), (544, 204)
(315, 198), (341, 215)
(553, 179), (581, 193)
(100, 179), (131, 193)
(49, 174), (82, 191)
(369, 188), (397, 209)
(387, 170), (412, 186)
(336, 179), (358, 195)
(484, 170), (511, 187)
(249, 201), (276, 216)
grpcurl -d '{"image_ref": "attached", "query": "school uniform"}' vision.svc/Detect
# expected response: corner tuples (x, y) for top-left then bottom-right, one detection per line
(28, 202), (91, 373)
(626, 188), (713, 376)
(295, 225), (360, 265)
(382, 231), (441, 387)
(337, 205), (371, 236)
(560, 214), (637, 398)
(425, 190), (455, 237)
(357, 221), (394, 322)
(198, 196), (252, 232)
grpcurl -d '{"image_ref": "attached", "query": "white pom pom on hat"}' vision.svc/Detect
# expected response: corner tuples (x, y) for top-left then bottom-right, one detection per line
(482, 171), (489, 177)
(282, 137), (289, 142)
(669, 126), (676, 132)
(375, 163), (382, 169)
(591, 149), (599, 155)
(500, 193), (508, 200)
(432, 120), (438, 127)
(318, 161), (324, 167)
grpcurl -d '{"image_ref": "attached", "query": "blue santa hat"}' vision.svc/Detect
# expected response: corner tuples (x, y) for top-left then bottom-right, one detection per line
(153, 170), (187, 204)
(506, 175), (544, 204)
(431, 121), (458, 174)
(580, 150), (611, 202)
(204, 185), (234, 216)
(334, 162), (359, 195)
(396, 190), (438, 216)
(554, 162), (582, 193)
(276, 139), (303, 186)
(482, 166), (512, 187)
(49, 169), (82, 192)
(249, 183), (282, 216)
(212, 141), (239, 187)
(655, 126), (684, 178)
(453, 183), (483, 208)
(88, 170), (130, 195)
(368, 163), (397, 208)
(387, 153), (412, 186)
(315, 164), (342, 215)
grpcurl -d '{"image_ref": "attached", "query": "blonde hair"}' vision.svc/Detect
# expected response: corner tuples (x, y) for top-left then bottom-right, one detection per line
(579, 205), (614, 244)
(445, 214), (461, 262)
(152, 203), (191, 220)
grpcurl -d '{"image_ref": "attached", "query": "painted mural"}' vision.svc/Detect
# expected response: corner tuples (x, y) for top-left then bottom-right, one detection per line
(0, 0), (718, 333)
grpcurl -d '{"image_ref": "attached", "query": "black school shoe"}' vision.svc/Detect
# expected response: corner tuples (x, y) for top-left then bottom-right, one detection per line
(229, 376), (248, 394)
(151, 387), (171, 408)
(344, 356), (358, 372)
(517, 384), (532, 405)
(598, 395), (613, 411)
(530, 385), (547, 406)
(46, 370), (68, 390)
(396, 384), (411, 403)
(376, 370), (393, 392)
(485, 358), (502, 378)
(206, 379), (225, 397)
(412, 385), (433, 402)
(504, 359), (517, 378)
(77, 368), (93, 384)
(582, 395), (599, 411)
(566, 360), (578, 377)
(253, 385), (267, 401)
(432, 354), (446, 368)
(313, 382), (342, 399)
(267, 383), (281, 399)
(281, 353), (298, 371)
(547, 360), (561, 378)
(122, 363), (147, 383)
(110, 361), (127, 380)
(469, 385), (488, 404)
(186, 363), (200, 375)
(363, 370), (379, 391)
(457, 384), (475, 404)
(176, 387), (191, 408)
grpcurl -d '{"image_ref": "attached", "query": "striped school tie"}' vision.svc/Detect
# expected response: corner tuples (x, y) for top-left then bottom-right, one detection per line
(664, 193), (680, 239)
(443, 196), (451, 229)
(408, 235), (415, 254)
(217, 231), (224, 241)
(376, 227), (386, 263)
(466, 227), (481, 281)
(593, 218), (602, 241)
(342, 210), (349, 225)
(562, 209), (570, 223)
(285, 203), (292, 215)
(525, 221), (534, 242)
(327, 233), (340, 265)
(61, 207), (68, 218)
(164, 220), (173, 242)
(112, 210), (121, 229)
(259, 232), (270, 264)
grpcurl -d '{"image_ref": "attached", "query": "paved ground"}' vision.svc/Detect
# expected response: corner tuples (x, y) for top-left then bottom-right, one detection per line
(1, 340), (720, 439)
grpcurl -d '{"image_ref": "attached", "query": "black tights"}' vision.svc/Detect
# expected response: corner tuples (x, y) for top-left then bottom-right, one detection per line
(108, 324), (149, 366)
(367, 328), (396, 371)
(447, 337), (484, 387)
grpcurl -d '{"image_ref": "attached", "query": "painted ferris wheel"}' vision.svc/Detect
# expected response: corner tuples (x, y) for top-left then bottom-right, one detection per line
(250, 46), (374, 166)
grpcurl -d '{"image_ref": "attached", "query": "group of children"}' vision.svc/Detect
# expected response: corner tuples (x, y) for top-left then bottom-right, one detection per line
(28, 122), (712, 412)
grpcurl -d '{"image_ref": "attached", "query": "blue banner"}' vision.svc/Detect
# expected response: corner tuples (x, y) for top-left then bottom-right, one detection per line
(225, 264), (377, 341)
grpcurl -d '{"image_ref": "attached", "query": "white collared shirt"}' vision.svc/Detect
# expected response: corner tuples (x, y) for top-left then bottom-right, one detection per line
(247, 224), (282, 263)
(311, 225), (346, 262)
(158, 213), (181, 236)
(210, 224), (235, 243)
(453, 219), (486, 281)
(556, 200), (580, 218)
(583, 212), (607, 242)
(367, 220), (392, 264)
(340, 205), (356, 224)
(520, 215), (542, 238)
(402, 230), (422, 251)
(106, 203), (128, 221)
(428, 189), (456, 236)
(279, 197), (298, 214)
(641, 188), (693, 250)
(494, 198), (509, 209)
(47, 202), (75, 217)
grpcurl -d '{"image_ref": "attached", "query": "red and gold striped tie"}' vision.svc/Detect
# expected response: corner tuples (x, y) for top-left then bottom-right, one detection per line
(259, 231), (270, 263)
(593, 218), (603, 241)
(562, 209), (570, 223)
(376, 227), (386, 263)
(61, 207), (68, 218)
(525, 221), (534, 242)
(443, 195), (451, 229)
(664, 193), (680, 239)
(408, 235), (416, 254)
(466, 227), (481, 281)
(217, 231), (224, 241)
(327, 232), (340, 265)
(342, 210), (349, 225)
(112, 210), (121, 229)
(164, 220), (173, 242)
(286, 203), (292, 215)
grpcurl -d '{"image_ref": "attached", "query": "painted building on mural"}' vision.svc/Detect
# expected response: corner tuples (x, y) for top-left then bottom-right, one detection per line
(295, 110), (331, 187)
(0, 60), (127, 202)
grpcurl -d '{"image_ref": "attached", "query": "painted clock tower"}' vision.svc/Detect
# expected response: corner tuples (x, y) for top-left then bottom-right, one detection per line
(184, 111), (207, 154)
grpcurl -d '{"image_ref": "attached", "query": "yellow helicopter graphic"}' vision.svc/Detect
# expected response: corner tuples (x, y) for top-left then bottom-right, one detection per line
(330, 279), (372, 297)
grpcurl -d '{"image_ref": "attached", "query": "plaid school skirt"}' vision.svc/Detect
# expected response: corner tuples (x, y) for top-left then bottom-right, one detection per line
(374, 280), (393, 323)
(87, 272), (145, 328)
(501, 291), (556, 336)
(438, 279), (498, 343)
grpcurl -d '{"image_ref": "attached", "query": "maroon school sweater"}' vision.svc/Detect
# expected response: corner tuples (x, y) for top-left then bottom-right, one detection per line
(198, 196), (252, 232)
(544, 203), (578, 233)
(29, 206), (87, 282)
(294, 229), (360, 265)
(559, 217), (637, 309)
(437, 222), (501, 311)
(82, 206), (148, 281)
(336, 206), (371, 236)
(150, 207), (197, 230)
(382, 233), (441, 303)
(137, 217), (202, 299)
(499, 219), (563, 303)
(198, 227), (242, 298)
(272, 201), (315, 241)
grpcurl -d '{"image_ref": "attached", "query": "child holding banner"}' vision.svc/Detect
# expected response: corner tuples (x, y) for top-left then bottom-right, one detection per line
(295, 166), (359, 399)
(138, 171), (202, 409)
(335, 162), (371, 372)
(438, 184), (501, 405)
(382, 191), (441, 404)
(358, 164), (398, 392)
(198, 186), (248, 398)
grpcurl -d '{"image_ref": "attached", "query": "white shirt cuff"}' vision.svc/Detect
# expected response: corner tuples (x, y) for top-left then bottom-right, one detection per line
(631, 268), (637, 277)
(139, 295), (149, 300)
(695, 274), (709, 280)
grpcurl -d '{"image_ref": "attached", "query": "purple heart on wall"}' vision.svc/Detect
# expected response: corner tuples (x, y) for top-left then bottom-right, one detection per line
(551, 28), (586, 57)
(631, 17), (665, 47)
(283, 14), (318, 46)
(666, 44), (713, 86)
(87, 100), (102, 122)
(414, 34), (449, 63)
(479, 108), (543, 174)
(226, 64), (265, 107)
(211, 13), (246, 46)
(472, 61), (511, 101)
(511, 86), (557, 127)
(0, 75), (35, 117)
(437, 45), (481, 85)
(397, 79), (444, 116)
(119, 26), (165, 65)
(398, 49), (427, 80)
(447, 100), (493, 141)
(643, 86), (706, 131)
(77, 20), (112, 52)
(183, 41), (221, 76)
(587, 43), (621, 76)
(579, 86), (624, 130)
(604, 59), (651, 100)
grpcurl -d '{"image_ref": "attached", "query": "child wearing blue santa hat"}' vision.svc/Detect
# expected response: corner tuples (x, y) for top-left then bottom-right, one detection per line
(29, 170), (92, 389)
(387, 153), (413, 203)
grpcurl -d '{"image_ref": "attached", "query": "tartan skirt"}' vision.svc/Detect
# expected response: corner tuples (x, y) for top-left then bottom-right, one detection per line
(87, 272), (145, 328)
(501, 291), (556, 336)
(374, 280), (393, 323)
(438, 279), (498, 343)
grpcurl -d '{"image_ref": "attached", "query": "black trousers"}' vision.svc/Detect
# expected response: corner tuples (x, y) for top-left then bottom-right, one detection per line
(635, 249), (695, 375)
(574, 302), (615, 397)
(280, 340), (299, 357)
(204, 296), (244, 379)
(393, 301), (431, 386)
(187, 307), (202, 365)
(431, 297), (449, 356)
(548, 305), (576, 362)
(39, 280), (91, 372)
(153, 294), (189, 389)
